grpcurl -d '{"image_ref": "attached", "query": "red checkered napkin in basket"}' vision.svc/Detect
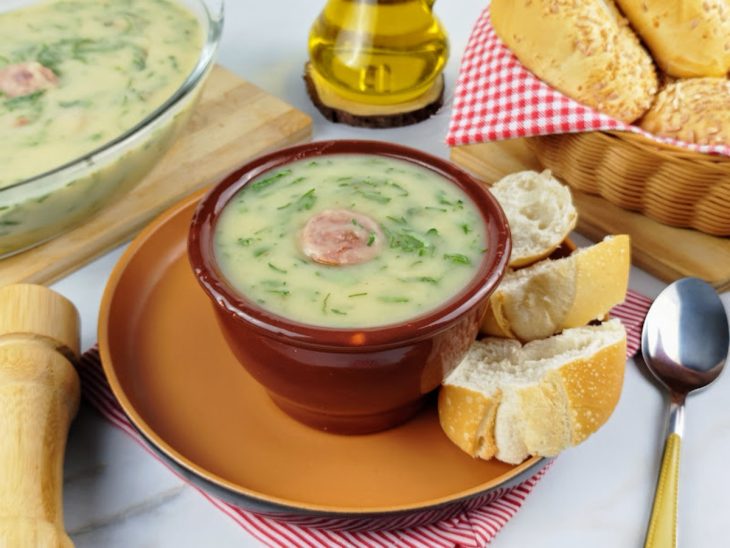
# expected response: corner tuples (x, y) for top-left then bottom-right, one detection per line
(78, 291), (651, 548)
(445, 7), (730, 158)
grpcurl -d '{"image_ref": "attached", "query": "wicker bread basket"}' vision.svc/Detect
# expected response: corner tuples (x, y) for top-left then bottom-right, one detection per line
(527, 131), (730, 236)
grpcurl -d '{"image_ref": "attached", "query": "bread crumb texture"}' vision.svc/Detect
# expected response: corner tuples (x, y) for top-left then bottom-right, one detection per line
(487, 253), (576, 341)
(482, 235), (630, 342)
(490, 170), (577, 267)
(440, 320), (627, 463)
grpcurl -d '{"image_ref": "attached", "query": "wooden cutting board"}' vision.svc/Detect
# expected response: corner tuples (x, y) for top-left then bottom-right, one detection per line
(0, 66), (312, 287)
(451, 141), (730, 291)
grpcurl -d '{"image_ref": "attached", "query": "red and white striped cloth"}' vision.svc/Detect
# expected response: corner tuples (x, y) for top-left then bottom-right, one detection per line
(78, 290), (651, 547)
(445, 7), (730, 158)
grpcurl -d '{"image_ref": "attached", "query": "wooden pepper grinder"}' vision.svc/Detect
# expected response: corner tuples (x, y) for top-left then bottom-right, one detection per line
(0, 284), (80, 547)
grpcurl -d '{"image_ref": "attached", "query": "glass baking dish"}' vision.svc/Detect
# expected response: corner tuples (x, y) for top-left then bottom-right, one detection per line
(0, 0), (224, 257)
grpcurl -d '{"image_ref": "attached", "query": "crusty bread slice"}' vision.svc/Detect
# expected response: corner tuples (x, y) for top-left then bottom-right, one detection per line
(481, 235), (630, 341)
(490, 171), (577, 267)
(438, 320), (626, 464)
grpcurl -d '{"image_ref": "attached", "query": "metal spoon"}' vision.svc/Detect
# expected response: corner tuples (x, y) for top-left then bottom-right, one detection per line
(642, 278), (729, 548)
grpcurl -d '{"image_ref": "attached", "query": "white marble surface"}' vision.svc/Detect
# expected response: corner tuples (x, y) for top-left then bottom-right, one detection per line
(49, 1), (730, 546)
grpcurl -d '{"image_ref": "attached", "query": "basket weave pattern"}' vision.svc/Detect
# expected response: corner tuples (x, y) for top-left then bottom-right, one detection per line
(527, 132), (730, 236)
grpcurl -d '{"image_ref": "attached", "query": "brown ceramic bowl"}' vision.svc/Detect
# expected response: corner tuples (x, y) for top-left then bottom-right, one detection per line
(188, 140), (511, 434)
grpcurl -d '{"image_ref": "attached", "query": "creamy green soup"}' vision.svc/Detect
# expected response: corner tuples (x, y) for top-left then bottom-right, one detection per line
(0, 0), (202, 188)
(214, 154), (488, 328)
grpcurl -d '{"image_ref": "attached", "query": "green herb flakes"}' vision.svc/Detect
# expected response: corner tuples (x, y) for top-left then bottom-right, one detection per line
(250, 170), (292, 192)
(267, 262), (287, 274)
(443, 253), (471, 265)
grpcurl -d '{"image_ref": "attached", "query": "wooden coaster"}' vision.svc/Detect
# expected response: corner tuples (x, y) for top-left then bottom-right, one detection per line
(303, 62), (444, 128)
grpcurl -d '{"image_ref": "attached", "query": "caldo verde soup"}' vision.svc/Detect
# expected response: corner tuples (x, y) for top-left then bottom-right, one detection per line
(214, 154), (488, 328)
(0, 0), (202, 188)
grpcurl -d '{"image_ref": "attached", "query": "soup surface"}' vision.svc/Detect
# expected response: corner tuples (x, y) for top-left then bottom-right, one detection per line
(0, 0), (202, 188)
(214, 154), (488, 328)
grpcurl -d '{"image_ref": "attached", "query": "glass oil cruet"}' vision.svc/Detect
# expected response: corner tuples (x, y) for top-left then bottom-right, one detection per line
(308, 0), (449, 106)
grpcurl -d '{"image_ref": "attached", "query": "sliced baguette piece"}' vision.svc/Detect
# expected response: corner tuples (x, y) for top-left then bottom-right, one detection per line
(438, 319), (626, 464)
(490, 170), (578, 268)
(481, 235), (631, 341)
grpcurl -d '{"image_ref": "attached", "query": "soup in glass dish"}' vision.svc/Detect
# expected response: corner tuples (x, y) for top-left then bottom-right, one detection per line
(0, 0), (223, 256)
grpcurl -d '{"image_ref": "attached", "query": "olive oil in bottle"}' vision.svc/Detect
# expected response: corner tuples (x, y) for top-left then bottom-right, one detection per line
(308, 0), (449, 106)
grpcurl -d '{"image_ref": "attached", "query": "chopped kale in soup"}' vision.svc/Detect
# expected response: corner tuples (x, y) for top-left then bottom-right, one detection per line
(214, 154), (489, 328)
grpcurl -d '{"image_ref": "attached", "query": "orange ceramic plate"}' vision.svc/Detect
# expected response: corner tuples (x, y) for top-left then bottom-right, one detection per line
(99, 190), (545, 529)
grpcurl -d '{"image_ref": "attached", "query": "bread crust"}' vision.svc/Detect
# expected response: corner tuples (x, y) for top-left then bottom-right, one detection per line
(615, 0), (730, 78)
(495, 336), (627, 463)
(639, 78), (730, 147)
(490, 0), (657, 123)
(481, 235), (631, 341)
(558, 336), (626, 445)
(562, 235), (630, 327)
(500, 376), (571, 462)
(437, 385), (499, 459)
(439, 322), (627, 464)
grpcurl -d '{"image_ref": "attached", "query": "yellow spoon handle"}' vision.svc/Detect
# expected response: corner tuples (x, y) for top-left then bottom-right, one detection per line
(645, 398), (685, 548)
(645, 432), (681, 548)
